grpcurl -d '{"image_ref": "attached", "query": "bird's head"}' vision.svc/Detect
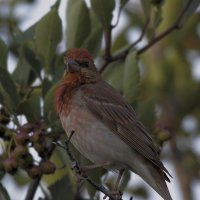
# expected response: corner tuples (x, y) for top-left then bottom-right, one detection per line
(63, 48), (100, 83)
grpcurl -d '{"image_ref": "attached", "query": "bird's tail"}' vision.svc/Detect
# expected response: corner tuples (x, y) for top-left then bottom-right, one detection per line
(131, 162), (172, 200)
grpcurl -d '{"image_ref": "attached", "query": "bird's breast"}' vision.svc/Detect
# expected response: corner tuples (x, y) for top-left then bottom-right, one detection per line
(59, 96), (134, 168)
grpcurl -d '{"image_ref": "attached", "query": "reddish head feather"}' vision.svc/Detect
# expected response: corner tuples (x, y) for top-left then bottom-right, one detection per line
(64, 48), (93, 63)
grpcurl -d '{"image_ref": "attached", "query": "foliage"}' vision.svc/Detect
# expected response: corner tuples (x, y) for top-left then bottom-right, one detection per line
(0, 0), (200, 200)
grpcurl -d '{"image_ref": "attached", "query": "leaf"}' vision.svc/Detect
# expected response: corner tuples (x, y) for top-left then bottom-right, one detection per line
(181, 0), (200, 25)
(18, 89), (41, 122)
(82, 11), (103, 56)
(141, 0), (151, 19)
(137, 98), (156, 130)
(12, 51), (32, 85)
(66, 0), (91, 48)
(23, 46), (42, 81)
(35, 6), (62, 71)
(15, 23), (37, 45)
(123, 51), (140, 104)
(0, 68), (20, 109)
(102, 61), (124, 92)
(120, 170), (131, 191)
(0, 183), (10, 200)
(0, 38), (8, 69)
(48, 175), (74, 200)
(91, 0), (115, 30)
(44, 83), (59, 124)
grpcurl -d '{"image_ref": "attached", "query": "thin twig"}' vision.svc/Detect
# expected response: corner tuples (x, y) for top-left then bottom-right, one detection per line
(25, 142), (56, 200)
(137, 0), (193, 55)
(55, 131), (122, 200)
(99, 15), (150, 73)
(112, 0), (130, 28)
(104, 26), (112, 60)
(100, 0), (193, 73)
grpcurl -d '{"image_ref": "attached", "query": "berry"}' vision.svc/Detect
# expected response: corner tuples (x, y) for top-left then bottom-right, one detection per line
(3, 157), (18, 174)
(16, 131), (29, 145)
(40, 160), (56, 174)
(27, 165), (42, 178)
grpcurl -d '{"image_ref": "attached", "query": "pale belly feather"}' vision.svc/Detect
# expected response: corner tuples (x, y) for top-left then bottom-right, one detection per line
(60, 105), (134, 168)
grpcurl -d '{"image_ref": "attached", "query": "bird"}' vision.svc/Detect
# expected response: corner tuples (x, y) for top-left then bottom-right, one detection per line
(55, 48), (172, 200)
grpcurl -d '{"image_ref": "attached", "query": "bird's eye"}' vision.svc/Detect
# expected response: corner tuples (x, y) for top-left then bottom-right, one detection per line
(81, 61), (89, 68)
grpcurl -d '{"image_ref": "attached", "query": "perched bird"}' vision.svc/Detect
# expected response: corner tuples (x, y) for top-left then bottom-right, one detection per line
(55, 48), (172, 200)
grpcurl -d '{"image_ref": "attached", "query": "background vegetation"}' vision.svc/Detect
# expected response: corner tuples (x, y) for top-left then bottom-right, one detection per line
(0, 0), (200, 200)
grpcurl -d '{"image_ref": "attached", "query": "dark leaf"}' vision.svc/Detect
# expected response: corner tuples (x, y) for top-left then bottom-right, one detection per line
(12, 51), (32, 85)
(18, 89), (41, 122)
(0, 183), (10, 200)
(141, 0), (151, 19)
(15, 24), (37, 45)
(0, 38), (8, 69)
(35, 6), (62, 71)
(181, 0), (200, 25)
(102, 61), (124, 92)
(48, 175), (74, 200)
(91, 0), (115, 30)
(137, 98), (156, 130)
(123, 51), (140, 104)
(0, 68), (20, 109)
(120, 170), (131, 191)
(66, 0), (91, 48)
(82, 11), (103, 56)
(44, 84), (58, 124)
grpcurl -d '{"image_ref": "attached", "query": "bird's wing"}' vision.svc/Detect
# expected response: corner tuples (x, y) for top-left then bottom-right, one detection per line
(81, 80), (170, 176)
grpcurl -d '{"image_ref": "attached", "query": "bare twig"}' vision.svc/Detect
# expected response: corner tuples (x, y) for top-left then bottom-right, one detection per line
(112, 0), (130, 28)
(55, 131), (123, 200)
(137, 0), (193, 55)
(25, 142), (56, 200)
(100, 0), (193, 73)
(99, 15), (150, 73)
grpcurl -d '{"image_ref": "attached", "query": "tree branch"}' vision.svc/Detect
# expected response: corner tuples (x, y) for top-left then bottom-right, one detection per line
(25, 142), (56, 200)
(136, 0), (193, 55)
(99, 15), (150, 73)
(99, 0), (193, 73)
(55, 131), (123, 200)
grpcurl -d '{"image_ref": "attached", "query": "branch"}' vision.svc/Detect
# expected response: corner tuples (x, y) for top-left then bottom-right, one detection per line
(55, 131), (123, 200)
(99, 15), (150, 73)
(137, 0), (193, 55)
(100, 0), (193, 72)
(25, 142), (56, 200)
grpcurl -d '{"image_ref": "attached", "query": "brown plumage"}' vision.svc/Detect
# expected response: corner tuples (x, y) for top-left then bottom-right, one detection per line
(55, 48), (172, 200)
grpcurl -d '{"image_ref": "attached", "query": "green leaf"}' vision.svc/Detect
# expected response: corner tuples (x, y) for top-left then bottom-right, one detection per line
(120, 170), (131, 191)
(35, 6), (62, 70)
(44, 83), (59, 124)
(0, 38), (8, 69)
(82, 11), (103, 56)
(66, 0), (91, 48)
(0, 183), (10, 200)
(18, 89), (41, 122)
(23, 46), (42, 81)
(91, 0), (115, 30)
(102, 61), (124, 92)
(48, 175), (74, 200)
(15, 24), (37, 45)
(182, 0), (200, 25)
(137, 98), (156, 130)
(123, 51), (140, 104)
(12, 52), (32, 85)
(0, 68), (20, 109)
(141, 0), (151, 19)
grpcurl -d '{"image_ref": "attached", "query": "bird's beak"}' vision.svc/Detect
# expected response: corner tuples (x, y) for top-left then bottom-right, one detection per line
(64, 59), (80, 74)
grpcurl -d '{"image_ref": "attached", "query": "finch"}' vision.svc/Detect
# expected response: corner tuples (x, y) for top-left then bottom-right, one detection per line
(55, 48), (172, 200)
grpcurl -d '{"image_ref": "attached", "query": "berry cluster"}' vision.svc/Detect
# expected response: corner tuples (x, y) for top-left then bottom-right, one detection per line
(0, 110), (56, 178)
